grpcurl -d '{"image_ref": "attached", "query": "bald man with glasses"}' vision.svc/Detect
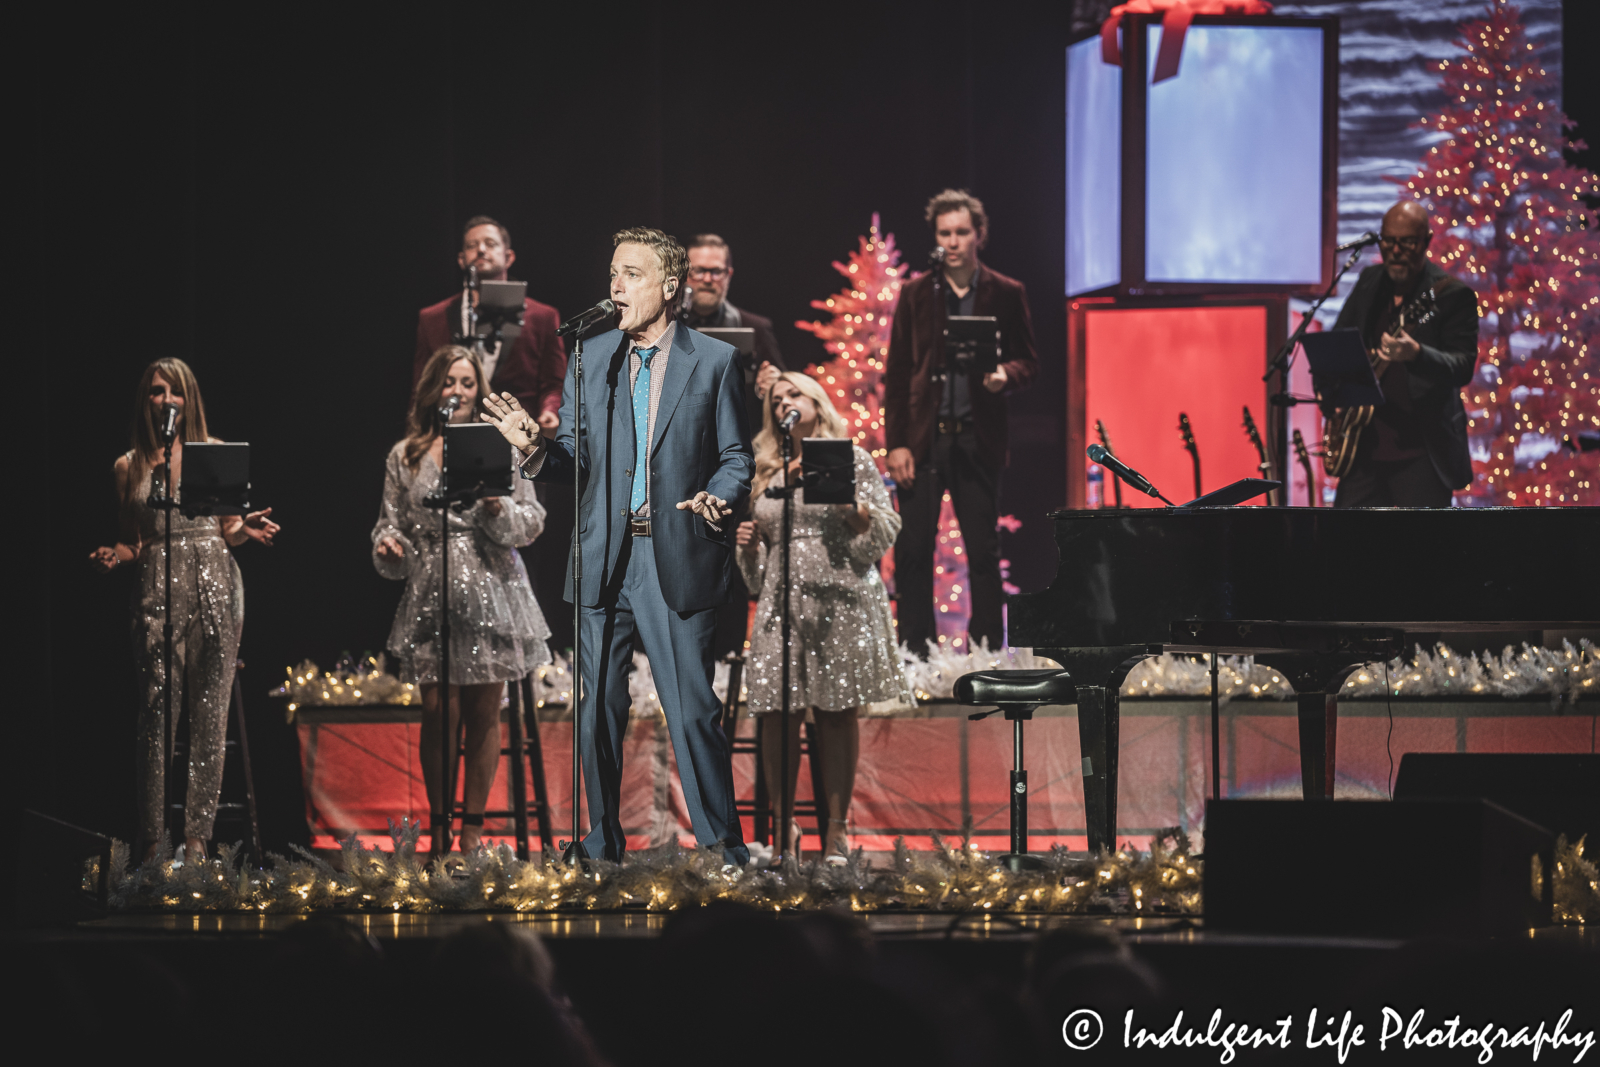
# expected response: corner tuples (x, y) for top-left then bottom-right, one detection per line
(1323, 201), (1480, 508)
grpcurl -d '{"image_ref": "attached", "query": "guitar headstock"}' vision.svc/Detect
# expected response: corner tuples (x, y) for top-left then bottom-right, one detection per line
(1179, 412), (1197, 454)
(1242, 406), (1264, 450)
(1096, 418), (1113, 451)
(1293, 428), (1311, 462)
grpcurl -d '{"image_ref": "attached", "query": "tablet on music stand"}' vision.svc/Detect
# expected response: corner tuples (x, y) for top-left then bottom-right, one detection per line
(1302, 328), (1384, 407)
(944, 315), (1001, 376)
(444, 423), (515, 501)
(800, 438), (856, 505)
(698, 327), (756, 355)
(1179, 477), (1281, 508)
(179, 442), (250, 517)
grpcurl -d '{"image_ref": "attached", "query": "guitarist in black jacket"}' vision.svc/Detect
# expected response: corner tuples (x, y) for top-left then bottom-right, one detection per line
(1327, 201), (1480, 507)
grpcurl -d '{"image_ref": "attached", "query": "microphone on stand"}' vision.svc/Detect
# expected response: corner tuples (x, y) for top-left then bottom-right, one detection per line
(555, 299), (618, 338)
(439, 394), (462, 420)
(160, 402), (180, 443)
(928, 246), (946, 268)
(779, 408), (802, 433)
(1086, 443), (1160, 498)
(1335, 232), (1380, 254)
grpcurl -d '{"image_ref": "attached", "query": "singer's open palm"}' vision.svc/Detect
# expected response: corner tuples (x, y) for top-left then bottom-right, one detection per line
(480, 392), (539, 454)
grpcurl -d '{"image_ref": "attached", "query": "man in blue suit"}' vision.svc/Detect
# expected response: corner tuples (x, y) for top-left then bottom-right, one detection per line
(481, 227), (752, 866)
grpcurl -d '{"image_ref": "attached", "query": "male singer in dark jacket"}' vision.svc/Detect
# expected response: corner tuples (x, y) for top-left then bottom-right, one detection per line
(413, 216), (567, 426)
(885, 190), (1038, 654)
(681, 233), (788, 656)
(1326, 201), (1479, 507)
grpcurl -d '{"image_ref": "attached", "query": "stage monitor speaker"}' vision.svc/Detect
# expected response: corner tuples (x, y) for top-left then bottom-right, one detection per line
(1393, 753), (1599, 844)
(1204, 799), (1552, 938)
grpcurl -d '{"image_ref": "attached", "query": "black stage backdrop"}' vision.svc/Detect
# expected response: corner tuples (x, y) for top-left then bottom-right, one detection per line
(29, 1), (1599, 855)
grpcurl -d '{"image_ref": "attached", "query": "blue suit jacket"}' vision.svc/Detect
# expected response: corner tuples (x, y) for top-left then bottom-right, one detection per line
(529, 325), (753, 612)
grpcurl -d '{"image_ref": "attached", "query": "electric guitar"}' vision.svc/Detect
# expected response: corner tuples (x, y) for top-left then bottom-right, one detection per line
(1094, 419), (1123, 507)
(1321, 284), (1441, 478)
(1293, 429), (1317, 508)
(1241, 405), (1275, 505)
(1178, 412), (1201, 500)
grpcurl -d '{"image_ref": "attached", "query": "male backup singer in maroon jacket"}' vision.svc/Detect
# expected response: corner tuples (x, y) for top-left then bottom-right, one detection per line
(413, 215), (567, 425)
(884, 190), (1037, 656)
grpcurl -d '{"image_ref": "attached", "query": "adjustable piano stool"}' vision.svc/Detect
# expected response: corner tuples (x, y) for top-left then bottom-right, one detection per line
(954, 668), (1074, 872)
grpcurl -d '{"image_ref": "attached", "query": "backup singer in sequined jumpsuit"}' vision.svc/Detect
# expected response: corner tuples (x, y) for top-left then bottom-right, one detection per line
(90, 359), (280, 863)
(373, 345), (551, 854)
(737, 372), (912, 861)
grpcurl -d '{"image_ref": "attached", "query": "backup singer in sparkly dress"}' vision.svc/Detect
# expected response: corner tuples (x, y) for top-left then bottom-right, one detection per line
(373, 345), (552, 854)
(736, 372), (912, 861)
(89, 358), (280, 863)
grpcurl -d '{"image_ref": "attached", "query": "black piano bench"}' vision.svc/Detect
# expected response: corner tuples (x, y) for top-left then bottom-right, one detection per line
(953, 669), (1075, 873)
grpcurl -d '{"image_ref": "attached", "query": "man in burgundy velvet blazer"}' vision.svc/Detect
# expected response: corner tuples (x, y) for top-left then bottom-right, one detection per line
(884, 191), (1037, 656)
(412, 216), (567, 427)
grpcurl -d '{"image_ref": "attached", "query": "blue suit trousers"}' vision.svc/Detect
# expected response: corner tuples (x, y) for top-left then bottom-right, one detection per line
(578, 531), (749, 866)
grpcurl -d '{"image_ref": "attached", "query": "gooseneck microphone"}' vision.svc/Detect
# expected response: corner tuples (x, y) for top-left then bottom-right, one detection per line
(160, 402), (180, 443)
(1087, 443), (1161, 498)
(1335, 232), (1380, 254)
(555, 299), (618, 338)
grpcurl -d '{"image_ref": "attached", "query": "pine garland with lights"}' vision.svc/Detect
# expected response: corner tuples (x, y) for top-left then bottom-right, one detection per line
(795, 217), (977, 650)
(1395, 0), (1599, 506)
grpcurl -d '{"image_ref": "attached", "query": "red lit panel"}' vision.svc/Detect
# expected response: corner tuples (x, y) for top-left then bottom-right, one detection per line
(1084, 306), (1269, 506)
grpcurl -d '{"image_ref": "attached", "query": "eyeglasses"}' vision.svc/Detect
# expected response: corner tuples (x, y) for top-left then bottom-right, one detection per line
(687, 266), (729, 280)
(1378, 234), (1427, 252)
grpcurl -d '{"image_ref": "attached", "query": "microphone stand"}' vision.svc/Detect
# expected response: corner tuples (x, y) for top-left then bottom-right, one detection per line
(763, 426), (797, 861)
(423, 404), (463, 857)
(155, 423), (177, 859)
(1264, 245), (1366, 501)
(562, 333), (589, 865)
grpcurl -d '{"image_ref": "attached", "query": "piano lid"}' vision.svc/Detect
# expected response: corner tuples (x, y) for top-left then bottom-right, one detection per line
(1009, 506), (1600, 651)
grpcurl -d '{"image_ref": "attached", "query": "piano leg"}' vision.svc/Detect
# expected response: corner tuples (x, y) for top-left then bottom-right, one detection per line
(1260, 654), (1365, 802)
(1075, 685), (1119, 855)
(1295, 692), (1338, 800)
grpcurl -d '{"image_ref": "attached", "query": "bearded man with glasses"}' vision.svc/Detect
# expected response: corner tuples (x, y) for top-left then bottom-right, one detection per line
(1323, 200), (1481, 508)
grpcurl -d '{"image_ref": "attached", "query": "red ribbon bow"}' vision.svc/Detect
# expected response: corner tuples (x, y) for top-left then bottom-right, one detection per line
(1101, 0), (1276, 83)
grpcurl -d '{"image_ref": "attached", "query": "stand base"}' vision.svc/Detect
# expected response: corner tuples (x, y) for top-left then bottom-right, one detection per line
(560, 839), (590, 867)
(995, 853), (1047, 873)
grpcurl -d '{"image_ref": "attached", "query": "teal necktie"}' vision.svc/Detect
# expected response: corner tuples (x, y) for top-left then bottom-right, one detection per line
(629, 346), (657, 512)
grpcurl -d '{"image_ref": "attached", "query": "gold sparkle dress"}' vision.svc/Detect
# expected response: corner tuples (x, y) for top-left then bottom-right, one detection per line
(371, 442), (552, 685)
(740, 444), (913, 714)
(131, 461), (246, 845)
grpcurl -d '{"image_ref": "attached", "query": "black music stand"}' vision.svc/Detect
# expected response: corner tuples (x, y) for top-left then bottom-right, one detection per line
(944, 315), (1001, 377)
(1302, 329), (1384, 408)
(178, 443), (251, 518)
(799, 438), (855, 506)
(423, 422), (511, 855)
(697, 327), (755, 355)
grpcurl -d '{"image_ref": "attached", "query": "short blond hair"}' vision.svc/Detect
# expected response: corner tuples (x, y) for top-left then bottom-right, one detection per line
(924, 188), (988, 237)
(613, 227), (688, 291)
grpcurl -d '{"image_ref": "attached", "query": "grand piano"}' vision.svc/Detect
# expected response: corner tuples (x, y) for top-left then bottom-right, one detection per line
(1008, 506), (1599, 852)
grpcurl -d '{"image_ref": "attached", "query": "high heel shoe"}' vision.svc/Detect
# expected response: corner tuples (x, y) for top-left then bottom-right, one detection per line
(824, 818), (850, 867)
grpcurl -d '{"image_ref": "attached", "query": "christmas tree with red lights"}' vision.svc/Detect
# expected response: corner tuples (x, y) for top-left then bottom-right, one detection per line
(796, 217), (979, 651)
(1395, 0), (1599, 506)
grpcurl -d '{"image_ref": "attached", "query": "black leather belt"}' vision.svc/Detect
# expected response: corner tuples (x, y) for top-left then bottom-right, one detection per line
(629, 517), (651, 537)
(938, 418), (973, 435)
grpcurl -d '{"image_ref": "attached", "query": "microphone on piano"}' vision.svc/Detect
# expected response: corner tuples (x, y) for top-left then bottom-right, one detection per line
(1087, 444), (1172, 504)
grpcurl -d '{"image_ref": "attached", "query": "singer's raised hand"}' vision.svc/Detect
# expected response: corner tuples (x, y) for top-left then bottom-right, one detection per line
(677, 491), (732, 524)
(481, 392), (540, 455)
(755, 362), (780, 399)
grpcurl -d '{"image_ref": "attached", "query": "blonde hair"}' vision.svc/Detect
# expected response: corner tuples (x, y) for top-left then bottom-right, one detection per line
(404, 345), (487, 470)
(123, 358), (212, 530)
(613, 226), (688, 291)
(751, 372), (851, 499)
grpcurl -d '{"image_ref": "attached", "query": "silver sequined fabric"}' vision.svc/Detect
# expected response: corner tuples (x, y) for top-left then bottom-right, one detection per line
(130, 462), (245, 843)
(372, 442), (552, 686)
(740, 445), (913, 714)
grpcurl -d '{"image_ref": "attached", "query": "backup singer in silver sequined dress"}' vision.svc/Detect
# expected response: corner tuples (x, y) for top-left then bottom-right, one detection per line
(737, 372), (912, 861)
(373, 345), (551, 853)
(90, 359), (280, 863)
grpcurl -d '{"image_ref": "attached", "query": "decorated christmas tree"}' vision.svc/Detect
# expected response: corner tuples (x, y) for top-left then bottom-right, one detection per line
(796, 217), (980, 651)
(1394, 0), (1599, 506)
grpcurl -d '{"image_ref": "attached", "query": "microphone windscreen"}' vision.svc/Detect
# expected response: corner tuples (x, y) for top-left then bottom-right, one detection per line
(1086, 443), (1109, 463)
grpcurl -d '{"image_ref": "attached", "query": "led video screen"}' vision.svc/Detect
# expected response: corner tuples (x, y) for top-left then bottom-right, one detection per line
(1144, 24), (1325, 285)
(1066, 33), (1122, 297)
